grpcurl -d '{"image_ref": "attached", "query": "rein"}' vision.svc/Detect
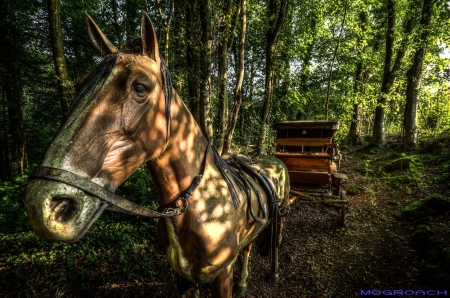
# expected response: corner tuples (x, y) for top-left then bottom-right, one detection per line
(29, 144), (209, 218)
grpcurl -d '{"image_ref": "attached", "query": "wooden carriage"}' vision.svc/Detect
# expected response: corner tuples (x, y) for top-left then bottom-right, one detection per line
(274, 121), (348, 225)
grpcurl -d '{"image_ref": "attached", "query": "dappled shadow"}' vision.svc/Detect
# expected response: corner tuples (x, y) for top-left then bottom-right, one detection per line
(22, 17), (294, 295)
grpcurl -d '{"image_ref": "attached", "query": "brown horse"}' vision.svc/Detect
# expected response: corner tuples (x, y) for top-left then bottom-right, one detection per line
(25, 12), (291, 297)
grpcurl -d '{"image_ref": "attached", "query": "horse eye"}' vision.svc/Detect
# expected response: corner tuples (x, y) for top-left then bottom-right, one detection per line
(132, 83), (147, 95)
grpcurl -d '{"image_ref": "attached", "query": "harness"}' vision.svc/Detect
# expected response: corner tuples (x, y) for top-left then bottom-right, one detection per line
(29, 143), (209, 219)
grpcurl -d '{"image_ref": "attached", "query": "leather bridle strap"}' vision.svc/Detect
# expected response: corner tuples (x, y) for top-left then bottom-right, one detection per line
(28, 144), (210, 218)
(29, 166), (176, 218)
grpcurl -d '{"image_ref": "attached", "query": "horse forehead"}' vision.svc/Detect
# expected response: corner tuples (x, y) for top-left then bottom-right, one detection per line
(117, 53), (160, 73)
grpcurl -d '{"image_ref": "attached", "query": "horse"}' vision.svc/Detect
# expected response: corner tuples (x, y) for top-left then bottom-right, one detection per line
(25, 12), (291, 297)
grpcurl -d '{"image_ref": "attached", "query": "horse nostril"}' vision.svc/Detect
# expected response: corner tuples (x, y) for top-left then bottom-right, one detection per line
(50, 197), (79, 223)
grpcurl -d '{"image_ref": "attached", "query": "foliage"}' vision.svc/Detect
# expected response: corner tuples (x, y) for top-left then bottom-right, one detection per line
(374, 154), (426, 189)
(0, 175), (29, 234)
(410, 225), (450, 288)
(397, 193), (450, 221)
(0, 169), (164, 296)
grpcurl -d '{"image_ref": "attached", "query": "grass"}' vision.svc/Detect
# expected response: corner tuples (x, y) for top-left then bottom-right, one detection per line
(0, 167), (171, 297)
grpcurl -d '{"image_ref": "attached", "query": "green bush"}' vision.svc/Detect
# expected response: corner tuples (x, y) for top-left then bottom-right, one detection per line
(0, 175), (29, 234)
(397, 193), (450, 221)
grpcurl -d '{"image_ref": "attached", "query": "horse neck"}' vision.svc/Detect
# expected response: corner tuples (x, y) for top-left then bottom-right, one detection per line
(146, 89), (209, 205)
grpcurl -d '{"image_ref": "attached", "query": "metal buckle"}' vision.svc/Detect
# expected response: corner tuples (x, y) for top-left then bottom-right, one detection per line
(277, 204), (290, 217)
(178, 197), (189, 213)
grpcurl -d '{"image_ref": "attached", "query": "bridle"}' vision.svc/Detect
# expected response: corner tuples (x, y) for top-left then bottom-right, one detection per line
(29, 143), (209, 219)
(28, 53), (208, 219)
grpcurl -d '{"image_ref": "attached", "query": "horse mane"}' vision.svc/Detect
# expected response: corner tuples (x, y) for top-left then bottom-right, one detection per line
(65, 44), (244, 209)
(160, 57), (172, 144)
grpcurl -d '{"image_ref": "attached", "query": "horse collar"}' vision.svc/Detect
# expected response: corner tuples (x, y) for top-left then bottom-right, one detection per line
(159, 143), (209, 216)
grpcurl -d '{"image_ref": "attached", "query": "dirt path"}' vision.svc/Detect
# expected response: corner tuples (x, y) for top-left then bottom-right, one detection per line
(231, 151), (434, 297)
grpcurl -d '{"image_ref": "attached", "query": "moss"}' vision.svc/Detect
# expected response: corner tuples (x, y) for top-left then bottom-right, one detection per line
(347, 185), (365, 195)
(411, 226), (436, 254)
(412, 227), (450, 288)
(420, 262), (450, 288)
(384, 158), (413, 172)
(397, 193), (450, 221)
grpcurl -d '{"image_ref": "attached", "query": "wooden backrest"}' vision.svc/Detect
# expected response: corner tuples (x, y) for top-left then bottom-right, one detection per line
(276, 137), (332, 147)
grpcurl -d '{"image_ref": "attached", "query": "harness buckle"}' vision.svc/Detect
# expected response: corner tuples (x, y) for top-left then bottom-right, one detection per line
(178, 197), (189, 213)
(277, 204), (290, 217)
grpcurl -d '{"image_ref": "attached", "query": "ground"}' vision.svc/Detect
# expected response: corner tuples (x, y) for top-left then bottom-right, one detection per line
(1, 141), (449, 297)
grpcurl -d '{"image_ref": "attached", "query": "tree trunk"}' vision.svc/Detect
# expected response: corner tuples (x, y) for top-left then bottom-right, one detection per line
(4, 62), (28, 175)
(223, 0), (246, 155)
(325, 0), (348, 120)
(259, 0), (289, 152)
(0, 2), (27, 176)
(403, 0), (433, 148)
(186, 1), (201, 123)
(0, 89), (12, 181)
(372, 0), (413, 145)
(111, 0), (123, 49)
(216, 0), (240, 154)
(156, 0), (173, 65)
(348, 11), (368, 144)
(48, 0), (74, 116)
(199, 0), (214, 141)
(172, 1), (185, 92)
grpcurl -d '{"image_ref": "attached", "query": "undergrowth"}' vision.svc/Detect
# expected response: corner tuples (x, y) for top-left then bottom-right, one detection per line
(0, 166), (167, 297)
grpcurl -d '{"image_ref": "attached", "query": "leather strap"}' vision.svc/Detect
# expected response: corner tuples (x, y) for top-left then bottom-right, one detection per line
(29, 144), (209, 218)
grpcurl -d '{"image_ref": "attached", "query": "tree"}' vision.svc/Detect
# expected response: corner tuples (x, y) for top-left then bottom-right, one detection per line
(325, 0), (348, 120)
(372, 0), (414, 146)
(186, 1), (201, 123)
(199, 0), (214, 141)
(348, 10), (369, 145)
(403, 0), (434, 147)
(0, 0), (30, 176)
(259, 0), (289, 152)
(48, 0), (74, 115)
(223, 0), (247, 155)
(216, 0), (240, 154)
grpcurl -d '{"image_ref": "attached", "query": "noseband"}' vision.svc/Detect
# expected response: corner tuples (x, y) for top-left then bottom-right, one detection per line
(29, 144), (209, 218)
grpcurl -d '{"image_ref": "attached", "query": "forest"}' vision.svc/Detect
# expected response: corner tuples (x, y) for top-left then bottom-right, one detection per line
(1, 0), (450, 296)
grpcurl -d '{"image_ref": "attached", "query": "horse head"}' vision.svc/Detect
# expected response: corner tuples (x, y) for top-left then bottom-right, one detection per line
(25, 12), (171, 242)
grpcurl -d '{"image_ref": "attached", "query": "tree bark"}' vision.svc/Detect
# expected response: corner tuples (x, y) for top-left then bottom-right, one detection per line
(348, 11), (368, 144)
(372, 0), (413, 145)
(223, 0), (246, 155)
(48, 0), (74, 116)
(156, 0), (173, 65)
(186, 1), (201, 123)
(259, 0), (289, 152)
(172, 1), (185, 92)
(0, 89), (12, 181)
(0, 1), (27, 176)
(111, 0), (123, 49)
(325, 0), (348, 120)
(403, 0), (433, 148)
(216, 0), (240, 154)
(199, 0), (214, 141)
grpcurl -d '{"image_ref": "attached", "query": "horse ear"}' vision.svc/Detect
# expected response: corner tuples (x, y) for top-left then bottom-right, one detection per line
(85, 14), (119, 57)
(140, 12), (159, 61)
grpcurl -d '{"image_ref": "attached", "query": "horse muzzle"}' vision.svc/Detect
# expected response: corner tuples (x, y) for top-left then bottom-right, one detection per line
(25, 179), (104, 242)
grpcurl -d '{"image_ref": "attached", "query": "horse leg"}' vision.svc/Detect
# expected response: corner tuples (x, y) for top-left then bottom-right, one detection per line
(177, 275), (200, 298)
(208, 264), (233, 298)
(271, 215), (284, 284)
(235, 243), (253, 295)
